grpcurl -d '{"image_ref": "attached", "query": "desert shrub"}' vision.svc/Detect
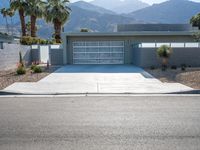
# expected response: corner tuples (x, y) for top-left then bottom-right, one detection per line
(31, 64), (36, 70)
(33, 66), (42, 73)
(157, 45), (173, 71)
(20, 36), (33, 45)
(19, 51), (24, 67)
(150, 66), (155, 70)
(16, 66), (26, 75)
(181, 64), (187, 71)
(80, 28), (90, 32)
(20, 36), (49, 45)
(171, 65), (177, 70)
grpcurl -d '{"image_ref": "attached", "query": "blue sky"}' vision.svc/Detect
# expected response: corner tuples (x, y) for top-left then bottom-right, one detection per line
(71, 0), (200, 5)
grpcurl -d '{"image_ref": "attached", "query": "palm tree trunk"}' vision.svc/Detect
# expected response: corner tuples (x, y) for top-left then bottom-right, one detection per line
(5, 17), (9, 34)
(54, 19), (62, 43)
(19, 9), (26, 36)
(31, 15), (37, 37)
(11, 17), (14, 36)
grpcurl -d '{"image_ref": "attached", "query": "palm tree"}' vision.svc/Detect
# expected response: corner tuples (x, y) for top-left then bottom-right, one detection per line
(45, 0), (71, 43)
(25, 0), (45, 37)
(7, 8), (15, 36)
(1, 8), (9, 33)
(10, 0), (27, 36)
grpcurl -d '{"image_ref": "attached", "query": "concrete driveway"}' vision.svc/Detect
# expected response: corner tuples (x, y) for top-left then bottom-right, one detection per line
(4, 65), (192, 94)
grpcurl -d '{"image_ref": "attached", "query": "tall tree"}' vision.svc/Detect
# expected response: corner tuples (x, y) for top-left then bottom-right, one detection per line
(10, 0), (27, 36)
(1, 8), (9, 33)
(7, 8), (15, 36)
(45, 0), (70, 43)
(25, 0), (45, 37)
(190, 13), (200, 29)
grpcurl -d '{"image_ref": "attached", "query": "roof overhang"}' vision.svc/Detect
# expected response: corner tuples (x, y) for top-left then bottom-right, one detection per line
(63, 31), (197, 37)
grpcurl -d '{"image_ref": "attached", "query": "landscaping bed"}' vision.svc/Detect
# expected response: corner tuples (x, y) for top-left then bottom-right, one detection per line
(146, 68), (200, 89)
(0, 66), (59, 90)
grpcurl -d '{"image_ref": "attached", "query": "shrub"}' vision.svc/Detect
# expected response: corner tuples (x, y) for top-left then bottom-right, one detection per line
(80, 28), (90, 32)
(33, 66), (42, 73)
(181, 64), (187, 71)
(16, 66), (26, 75)
(20, 36), (50, 45)
(19, 51), (24, 67)
(20, 36), (33, 45)
(31, 64), (37, 70)
(150, 66), (155, 70)
(171, 65), (177, 70)
(157, 45), (173, 71)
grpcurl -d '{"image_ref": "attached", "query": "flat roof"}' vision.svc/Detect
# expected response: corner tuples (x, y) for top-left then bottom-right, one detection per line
(63, 31), (196, 37)
(117, 24), (199, 32)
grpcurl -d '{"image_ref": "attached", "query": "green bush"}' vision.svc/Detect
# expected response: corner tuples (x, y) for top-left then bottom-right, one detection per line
(181, 64), (187, 71)
(20, 36), (50, 45)
(31, 64), (36, 70)
(157, 45), (173, 71)
(157, 45), (172, 58)
(171, 65), (177, 70)
(150, 66), (155, 70)
(33, 66), (42, 73)
(16, 66), (26, 75)
(20, 36), (33, 45)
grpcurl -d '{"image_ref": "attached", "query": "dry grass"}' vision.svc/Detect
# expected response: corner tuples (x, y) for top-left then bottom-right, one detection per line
(0, 66), (59, 90)
(146, 68), (200, 89)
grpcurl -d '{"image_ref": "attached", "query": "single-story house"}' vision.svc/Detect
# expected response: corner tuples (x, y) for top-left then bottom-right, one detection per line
(59, 24), (200, 67)
(0, 33), (13, 49)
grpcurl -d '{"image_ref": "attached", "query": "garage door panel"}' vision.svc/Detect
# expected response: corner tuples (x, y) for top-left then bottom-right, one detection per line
(73, 41), (124, 64)
(86, 48), (99, 52)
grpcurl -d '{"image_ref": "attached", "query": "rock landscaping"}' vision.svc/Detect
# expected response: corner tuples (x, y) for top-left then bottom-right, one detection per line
(146, 68), (200, 89)
(0, 66), (59, 90)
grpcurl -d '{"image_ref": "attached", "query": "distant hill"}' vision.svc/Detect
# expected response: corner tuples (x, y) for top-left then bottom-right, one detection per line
(64, 5), (138, 32)
(91, 0), (149, 14)
(37, 5), (140, 38)
(70, 1), (115, 15)
(128, 0), (200, 23)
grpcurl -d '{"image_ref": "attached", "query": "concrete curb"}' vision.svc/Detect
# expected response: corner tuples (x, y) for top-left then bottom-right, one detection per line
(1, 90), (200, 96)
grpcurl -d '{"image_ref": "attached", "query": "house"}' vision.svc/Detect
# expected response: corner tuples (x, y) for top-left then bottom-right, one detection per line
(61, 24), (200, 67)
(0, 32), (13, 49)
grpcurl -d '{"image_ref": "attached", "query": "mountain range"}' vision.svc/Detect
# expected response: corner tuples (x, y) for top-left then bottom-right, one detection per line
(128, 0), (200, 23)
(91, 0), (149, 14)
(0, 0), (200, 38)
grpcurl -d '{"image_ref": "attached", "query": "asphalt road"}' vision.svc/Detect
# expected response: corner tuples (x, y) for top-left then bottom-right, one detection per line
(0, 96), (200, 150)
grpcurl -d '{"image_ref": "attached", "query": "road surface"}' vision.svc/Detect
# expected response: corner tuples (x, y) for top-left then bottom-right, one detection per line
(0, 96), (200, 150)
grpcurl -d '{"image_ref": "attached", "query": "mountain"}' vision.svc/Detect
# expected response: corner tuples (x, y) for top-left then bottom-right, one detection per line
(91, 0), (149, 14)
(36, 5), (140, 38)
(64, 5), (138, 32)
(128, 0), (200, 23)
(70, 1), (115, 15)
(0, 0), (139, 38)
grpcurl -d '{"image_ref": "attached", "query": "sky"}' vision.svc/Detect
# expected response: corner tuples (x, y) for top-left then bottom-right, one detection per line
(70, 0), (200, 5)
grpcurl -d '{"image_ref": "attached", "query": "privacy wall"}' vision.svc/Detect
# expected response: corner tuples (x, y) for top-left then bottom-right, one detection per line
(0, 43), (31, 70)
(133, 48), (200, 68)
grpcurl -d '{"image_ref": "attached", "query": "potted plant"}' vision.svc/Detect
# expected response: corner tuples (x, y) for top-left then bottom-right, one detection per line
(157, 45), (172, 71)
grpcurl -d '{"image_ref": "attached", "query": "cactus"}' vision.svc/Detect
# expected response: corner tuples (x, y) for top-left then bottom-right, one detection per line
(19, 51), (24, 67)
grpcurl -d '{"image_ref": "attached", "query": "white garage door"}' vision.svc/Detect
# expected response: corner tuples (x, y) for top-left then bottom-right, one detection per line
(73, 41), (124, 64)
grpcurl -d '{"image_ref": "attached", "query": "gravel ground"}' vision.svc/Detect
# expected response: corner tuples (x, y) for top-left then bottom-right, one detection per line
(0, 66), (59, 90)
(146, 68), (200, 89)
